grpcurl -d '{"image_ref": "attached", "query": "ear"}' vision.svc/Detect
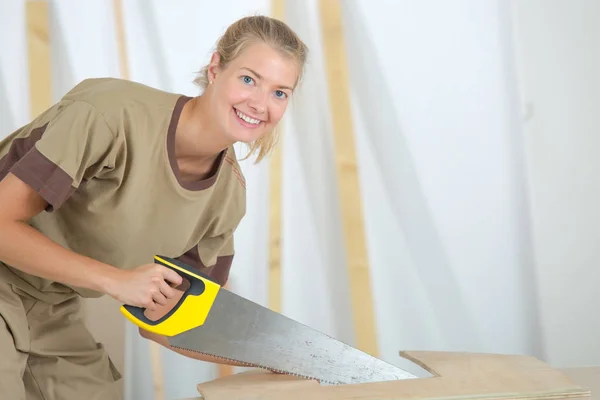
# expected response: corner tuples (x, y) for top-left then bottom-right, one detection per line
(207, 52), (221, 82)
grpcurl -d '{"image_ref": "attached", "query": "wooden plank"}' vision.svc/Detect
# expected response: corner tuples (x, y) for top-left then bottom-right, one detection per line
(190, 351), (592, 400)
(318, 0), (378, 356)
(26, 0), (51, 118)
(268, 0), (285, 315)
(563, 367), (600, 398)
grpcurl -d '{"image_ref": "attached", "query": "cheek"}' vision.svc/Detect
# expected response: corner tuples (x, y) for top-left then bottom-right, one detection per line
(268, 103), (288, 124)
(221, 83), (251, 106)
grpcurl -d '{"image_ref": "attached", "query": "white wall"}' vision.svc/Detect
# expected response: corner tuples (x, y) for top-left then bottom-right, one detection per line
(510, 0), (600, 368)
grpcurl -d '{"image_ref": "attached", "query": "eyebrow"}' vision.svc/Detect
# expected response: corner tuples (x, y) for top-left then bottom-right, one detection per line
(242, 67), (294, 91)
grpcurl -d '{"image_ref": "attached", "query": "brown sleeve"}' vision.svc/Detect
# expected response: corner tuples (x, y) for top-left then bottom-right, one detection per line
(7, 100), (117, 211)
(175, 245), (234, 286)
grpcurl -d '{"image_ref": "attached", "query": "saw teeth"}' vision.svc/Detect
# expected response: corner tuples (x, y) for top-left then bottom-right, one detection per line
(169, 345), (338, 385)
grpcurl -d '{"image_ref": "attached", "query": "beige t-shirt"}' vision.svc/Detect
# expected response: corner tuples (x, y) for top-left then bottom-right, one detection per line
(0, 78), (246, 303)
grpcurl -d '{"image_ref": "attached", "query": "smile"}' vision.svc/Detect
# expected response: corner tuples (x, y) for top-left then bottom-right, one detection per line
(234, 108), (262, 126)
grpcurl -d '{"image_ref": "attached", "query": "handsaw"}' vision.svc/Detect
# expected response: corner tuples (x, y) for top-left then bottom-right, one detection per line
(120, 255), (417, 385)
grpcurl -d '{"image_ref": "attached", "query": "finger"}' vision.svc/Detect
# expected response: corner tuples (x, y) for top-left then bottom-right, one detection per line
(145, 299), (157, 311)
(160, 266), (183, 286)
(151, 290), (168, 306)
(159, 280), (176, 299)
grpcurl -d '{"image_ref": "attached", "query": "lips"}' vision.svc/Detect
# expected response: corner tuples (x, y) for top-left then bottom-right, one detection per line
(233, 107), (263, 129)
(235, 108), (261, 125)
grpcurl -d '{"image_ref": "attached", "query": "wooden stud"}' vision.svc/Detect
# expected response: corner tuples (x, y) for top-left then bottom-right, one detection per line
(268, 0), (285, 315)
(26, 0), (51, 118)
(148, 339), (165, 400)
(113, 0), (129, 81)
(318, 0), (379, 357)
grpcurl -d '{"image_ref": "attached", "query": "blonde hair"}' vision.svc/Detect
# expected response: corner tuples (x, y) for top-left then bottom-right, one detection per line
(194, 15), (308, 163)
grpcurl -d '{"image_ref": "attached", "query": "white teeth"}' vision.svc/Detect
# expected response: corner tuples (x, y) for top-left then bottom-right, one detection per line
(236, 109), (261, 125)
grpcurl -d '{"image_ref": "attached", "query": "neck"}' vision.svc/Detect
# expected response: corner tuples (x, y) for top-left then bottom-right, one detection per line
(177, 95), (230, 159)
(174, 95), (230, 180)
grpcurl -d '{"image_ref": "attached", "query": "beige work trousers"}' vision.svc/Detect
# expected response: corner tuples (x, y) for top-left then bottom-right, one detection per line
(0, 279), (122, 400)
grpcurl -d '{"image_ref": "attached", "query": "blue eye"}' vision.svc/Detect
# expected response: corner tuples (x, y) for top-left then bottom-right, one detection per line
(274, 90), (287, 99)
(241, 75), (254, 85)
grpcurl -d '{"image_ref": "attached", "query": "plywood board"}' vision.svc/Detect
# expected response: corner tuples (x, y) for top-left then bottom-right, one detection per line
(190, 351), (591, 400)
(563, 367), (600, 399)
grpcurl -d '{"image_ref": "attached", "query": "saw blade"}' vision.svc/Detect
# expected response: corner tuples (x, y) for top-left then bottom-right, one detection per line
(168, 289), (417, 385)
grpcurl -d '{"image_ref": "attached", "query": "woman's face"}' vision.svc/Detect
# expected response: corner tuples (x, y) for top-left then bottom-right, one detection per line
(208, 41), (299, 144)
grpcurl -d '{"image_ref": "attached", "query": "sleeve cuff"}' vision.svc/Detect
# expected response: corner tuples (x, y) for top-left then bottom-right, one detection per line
(175, 246), (234, 286)
(10, 147), (75, 212)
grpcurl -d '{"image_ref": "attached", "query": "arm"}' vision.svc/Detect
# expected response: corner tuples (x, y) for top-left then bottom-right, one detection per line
(0, 173), (181, 308)
(0, 101), (124, 291)
(0, 173), (120, 292)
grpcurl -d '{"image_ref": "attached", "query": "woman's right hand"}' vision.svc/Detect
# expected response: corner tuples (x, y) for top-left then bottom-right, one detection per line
(104, 263), (183, 310)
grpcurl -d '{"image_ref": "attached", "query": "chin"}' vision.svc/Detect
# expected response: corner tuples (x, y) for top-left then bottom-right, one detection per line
(228, 131), (266, 145)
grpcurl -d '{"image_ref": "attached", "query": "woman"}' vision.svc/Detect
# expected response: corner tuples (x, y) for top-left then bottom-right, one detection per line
(0, 15), (308, 399)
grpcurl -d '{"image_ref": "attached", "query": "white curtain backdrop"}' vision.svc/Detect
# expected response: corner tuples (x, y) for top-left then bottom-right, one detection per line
(342, 0), (542, 359)
(0, 0), (29, 135)
(1, 1), (599, 399)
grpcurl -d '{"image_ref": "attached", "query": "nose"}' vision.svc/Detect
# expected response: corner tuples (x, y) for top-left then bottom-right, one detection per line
(247, 91), (267, 114)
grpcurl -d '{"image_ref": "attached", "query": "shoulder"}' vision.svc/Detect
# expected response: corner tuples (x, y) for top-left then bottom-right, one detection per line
(61, 77), (181, 109)
(59, 78), (184, 130)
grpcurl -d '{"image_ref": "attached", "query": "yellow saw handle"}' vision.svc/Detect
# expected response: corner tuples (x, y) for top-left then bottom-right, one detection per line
(119, 255), (221, 337)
